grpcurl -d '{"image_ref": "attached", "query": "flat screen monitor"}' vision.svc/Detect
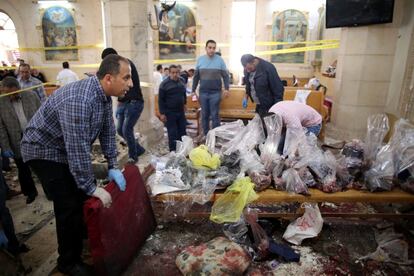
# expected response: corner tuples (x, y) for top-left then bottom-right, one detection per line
(326, 0), (394, 28)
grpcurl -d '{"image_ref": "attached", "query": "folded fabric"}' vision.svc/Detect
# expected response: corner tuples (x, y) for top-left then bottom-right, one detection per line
(176, 236), (251, 275)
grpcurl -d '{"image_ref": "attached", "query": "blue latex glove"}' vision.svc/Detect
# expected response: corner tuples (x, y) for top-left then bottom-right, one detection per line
(2, 150), (14, 158)
(0, 230), (8, 248)
(108, 169), (126, 191)
(242, 98), (248, 109)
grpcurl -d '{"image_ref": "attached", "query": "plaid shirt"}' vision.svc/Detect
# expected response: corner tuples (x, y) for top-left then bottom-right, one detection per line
(21, 76), (118, 195)
(18, 76), (46, 103)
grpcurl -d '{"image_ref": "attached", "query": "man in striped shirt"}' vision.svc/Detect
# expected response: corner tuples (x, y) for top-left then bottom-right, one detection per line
(192, 39), (230, 135)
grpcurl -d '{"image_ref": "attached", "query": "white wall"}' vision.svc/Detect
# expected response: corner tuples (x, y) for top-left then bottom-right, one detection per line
(2, 0), (104, 82)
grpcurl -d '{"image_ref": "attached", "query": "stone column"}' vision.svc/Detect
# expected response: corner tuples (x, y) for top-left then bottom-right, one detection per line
(328, 23), (401, 140)
(102, 0), (160, 147)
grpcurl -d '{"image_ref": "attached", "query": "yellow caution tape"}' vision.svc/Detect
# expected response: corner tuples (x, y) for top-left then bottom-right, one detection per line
(0, 81), (153, 98)
(255, 43), (339, 56)
(256, 39), (339, 46)
(0, 83), (53, 98)
(156, 39), (338, 47)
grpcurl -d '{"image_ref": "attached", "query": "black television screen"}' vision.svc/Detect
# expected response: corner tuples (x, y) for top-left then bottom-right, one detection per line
(326, 0), (394, 28)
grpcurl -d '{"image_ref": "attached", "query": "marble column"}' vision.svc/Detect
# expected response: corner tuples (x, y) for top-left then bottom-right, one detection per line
(328, 23), (401, 140)
(102, 0), (160, 147)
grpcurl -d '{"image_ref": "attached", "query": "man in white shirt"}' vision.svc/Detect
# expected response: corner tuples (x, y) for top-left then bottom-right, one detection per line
(153, 64), (163, 95)
(56, 61), (79, 86)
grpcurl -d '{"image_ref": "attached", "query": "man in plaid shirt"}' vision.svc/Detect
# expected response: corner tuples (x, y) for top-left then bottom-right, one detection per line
(21, 54), (131, 275)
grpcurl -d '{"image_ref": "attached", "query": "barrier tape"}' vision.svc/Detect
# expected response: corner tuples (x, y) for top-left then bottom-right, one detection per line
(255, 42), (339, 56)
(156, 39), (339, 47)
(0, 81), (153, 98)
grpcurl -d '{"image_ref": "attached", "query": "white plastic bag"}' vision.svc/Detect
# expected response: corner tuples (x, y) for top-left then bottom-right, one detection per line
(282, 203), (323, 245)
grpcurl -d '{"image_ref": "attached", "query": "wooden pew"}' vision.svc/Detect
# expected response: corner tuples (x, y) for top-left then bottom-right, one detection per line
(154, 94), (201, 136)
(220, 87), (328, 139)
(152, 188), (414, 218)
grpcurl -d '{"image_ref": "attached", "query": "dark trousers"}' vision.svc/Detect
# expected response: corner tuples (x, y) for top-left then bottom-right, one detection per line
(165, 111), (187, 151)
(14, 158), (37, 197)
(116, 100), (145, 160)
(0, 157), (20, 255)
(28, 159), (88, 270)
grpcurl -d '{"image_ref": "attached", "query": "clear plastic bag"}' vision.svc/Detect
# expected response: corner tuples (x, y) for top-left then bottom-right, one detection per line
(175, 135), (194, 157)
(365, 144), (394, 192)
(206, 120), (245, 153)
(364, 113), (389, 163)
(249, 171), (272, 192)
(244, 208), (269, 260)
(223, 217), (249, 244)
(224, 114), (265, 155)
(389, 119), (414, 174)
(260, 114), (283, 168)
(282, 127), (307, 158)
(282, 168), (309, 195)
(240, 150), (265, 175)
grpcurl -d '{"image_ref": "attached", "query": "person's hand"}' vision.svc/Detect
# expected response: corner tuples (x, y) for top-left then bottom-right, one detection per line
(92, 187), (112, 208)
(0, 230), (8, 248)
(108, 169), (126, 191)
(2, 150), (14, 158)
(223, 90), (230, 98)
(242, 98), (248, 109)
(159, 114), (167, 123)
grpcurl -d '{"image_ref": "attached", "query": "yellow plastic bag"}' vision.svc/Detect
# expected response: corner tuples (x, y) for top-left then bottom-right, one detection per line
(189, 145), (221, 170)
(210, 177), (259, 223)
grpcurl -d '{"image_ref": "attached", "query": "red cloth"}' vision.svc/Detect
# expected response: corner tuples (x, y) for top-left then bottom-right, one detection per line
(84, 165), (156, 275)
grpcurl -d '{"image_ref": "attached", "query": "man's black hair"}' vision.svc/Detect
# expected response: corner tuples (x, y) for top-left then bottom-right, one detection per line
(205, 39), (216, 47)
(96, 54), (129, 80)
(62, 61), (69, 69)
(156, 64), (163, 71)
(169, 64), (178, 70)
(101, 47), (118, 59)
(240, 54), (255, 67)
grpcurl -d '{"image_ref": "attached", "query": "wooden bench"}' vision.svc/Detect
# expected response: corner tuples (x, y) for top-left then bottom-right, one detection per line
(220, 87), (328, 140)
(44, 84), (59, 96)
(152, 188), (414, 218)
(154, 95), (201, 136)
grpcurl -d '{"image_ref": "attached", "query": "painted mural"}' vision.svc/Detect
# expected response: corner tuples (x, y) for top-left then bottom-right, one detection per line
(42, 6), (77, 61)
(271, 9), (308, 64)
(158, 3), (196, 60)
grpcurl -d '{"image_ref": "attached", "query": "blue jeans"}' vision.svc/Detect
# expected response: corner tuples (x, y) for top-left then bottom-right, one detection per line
(306, 123), (322, 136)
(116, 100), (144, 161)
(199, 91), (221, 135)
(165, 111), (187, 151)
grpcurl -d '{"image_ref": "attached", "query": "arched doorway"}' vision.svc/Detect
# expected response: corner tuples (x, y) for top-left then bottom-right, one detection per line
(0, 11), (20, 66)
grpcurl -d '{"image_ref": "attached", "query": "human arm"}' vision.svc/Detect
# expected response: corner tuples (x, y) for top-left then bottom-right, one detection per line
(158, 84), (167, 123)
(191, 62), (200, 94)
(0, 116), (13, 154)
(267, 64), (284, 103)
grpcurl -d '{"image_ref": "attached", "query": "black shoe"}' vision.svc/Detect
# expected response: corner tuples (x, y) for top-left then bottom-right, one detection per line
(26, 192), (38, 204)
(137, 145), (146, 157)
(58, 263), (93, 276)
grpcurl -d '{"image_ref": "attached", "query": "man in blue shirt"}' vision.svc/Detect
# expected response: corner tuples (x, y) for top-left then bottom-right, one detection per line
(18, 63), (46, 103)
(158, 65), (187, 151)
(192, 39), (230, 135)
(21, 54), (130, 276)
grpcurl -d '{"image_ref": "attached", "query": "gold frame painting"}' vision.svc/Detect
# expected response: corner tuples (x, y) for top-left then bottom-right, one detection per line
(41, 6), (78, 61)
(271, 9), (308, 64)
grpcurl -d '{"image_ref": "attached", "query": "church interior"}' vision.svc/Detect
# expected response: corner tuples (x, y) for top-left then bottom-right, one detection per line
(1, 0), (414, 275)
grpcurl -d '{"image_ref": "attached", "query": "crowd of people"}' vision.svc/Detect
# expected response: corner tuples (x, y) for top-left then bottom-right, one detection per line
(0, 40), (324, 275)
